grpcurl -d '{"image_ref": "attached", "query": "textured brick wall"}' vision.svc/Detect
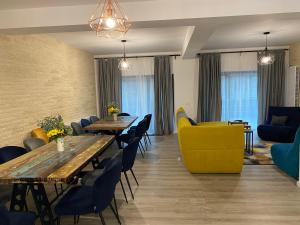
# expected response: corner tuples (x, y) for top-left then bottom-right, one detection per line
(290, 43), (300, 66)
(0, 34), (96, 146)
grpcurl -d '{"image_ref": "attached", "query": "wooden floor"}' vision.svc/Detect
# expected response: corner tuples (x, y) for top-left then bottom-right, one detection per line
(12, 135), (300, 224)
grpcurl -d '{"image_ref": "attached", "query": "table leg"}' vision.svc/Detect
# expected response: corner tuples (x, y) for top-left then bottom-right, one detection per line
(245, 133), (248, 152)
(10, 183), (28, 212)
(244, 133), (247, 151)
(247, 133), (250, 154)
(251, 131), (254, 155)
(245, 132), (248, 153)
(30, 183), (56, 225)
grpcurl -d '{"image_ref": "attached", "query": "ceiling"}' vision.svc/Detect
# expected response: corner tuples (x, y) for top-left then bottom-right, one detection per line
(48, 14), (300, 56)
(202, 17), (300, 50)
(1, 0), (300, 57)
(0, 0), (148, 10)
(48, 27), (188, 55)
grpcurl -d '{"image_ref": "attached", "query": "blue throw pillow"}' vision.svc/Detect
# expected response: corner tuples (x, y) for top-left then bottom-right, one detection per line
(271, 115), (288, 126)
(188, 117), (197, 126)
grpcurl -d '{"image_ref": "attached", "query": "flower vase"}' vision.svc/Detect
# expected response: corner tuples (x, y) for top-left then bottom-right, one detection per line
(113, 113), (118, 121)
(56, 137), (64, 152)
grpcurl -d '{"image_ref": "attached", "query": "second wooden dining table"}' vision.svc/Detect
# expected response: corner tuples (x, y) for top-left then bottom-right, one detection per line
(83, 116), (138, 131)
(0, 135), (115, 225)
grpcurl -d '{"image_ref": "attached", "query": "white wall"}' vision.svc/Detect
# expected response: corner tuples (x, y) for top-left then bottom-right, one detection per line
(285, 66), (297, 106)
(173, 57), (199, 120)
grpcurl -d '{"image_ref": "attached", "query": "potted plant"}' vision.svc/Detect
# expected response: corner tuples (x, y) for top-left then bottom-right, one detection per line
(39, 115), (72, 152)
(107, 103), (120, 121)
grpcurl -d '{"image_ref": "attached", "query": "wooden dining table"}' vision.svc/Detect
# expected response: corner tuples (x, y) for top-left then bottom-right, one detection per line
(83, 116), (138, 131)
(0, 135), (115, 225)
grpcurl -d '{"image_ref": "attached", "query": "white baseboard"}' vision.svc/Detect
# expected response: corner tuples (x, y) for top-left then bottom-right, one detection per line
(297, 181), (300, 187)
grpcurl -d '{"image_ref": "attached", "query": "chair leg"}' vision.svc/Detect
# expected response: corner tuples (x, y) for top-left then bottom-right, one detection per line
(109, 195), (121, 224)
(73, 215), (80, 224)
(119, 178), (128, 203)
(99, 213), (106, 225)
(124, 171), (134, 200)
(54, 184), (59, 196)
(143, 135), (148, 150)
(138, 144), (145, 158)
(73, 215), (77, 224)
(57, 216), (61, 225)
(24, 202), (28, 212)
(146, 132), (152, 144)
(130, 169), (139, 186)
(139, 141), (146, 153)
(113, 194), (120, 221)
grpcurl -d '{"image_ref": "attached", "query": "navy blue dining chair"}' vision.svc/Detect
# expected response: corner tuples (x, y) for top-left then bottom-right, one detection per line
(54, 156), (122, 225)
(0, 202), (36, 225)
(71, 122), (86, 136)
(94, 138), (140, 203)
(0, 146), (29, 210)
(144, 114), (152, 145)
(120, 137), (140, 201)
(80, 118), (91, 128)
(131, 115), (152, 149)
(117, 113), (130, 117)
(90, 115), (100, 123)
(81, 118), (99, 135)
(117, 118), (148, 156)
(0, 146), (27, 164)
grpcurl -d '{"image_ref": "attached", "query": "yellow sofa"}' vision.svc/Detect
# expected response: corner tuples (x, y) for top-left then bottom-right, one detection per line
(176, 107), (244, 173)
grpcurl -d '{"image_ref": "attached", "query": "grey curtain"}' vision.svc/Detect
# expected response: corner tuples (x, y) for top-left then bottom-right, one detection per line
(154, 56), (174, 135)
(97, 58), (122, 118)
(197, 53), (221, 122)
(257, 50), (286, 124)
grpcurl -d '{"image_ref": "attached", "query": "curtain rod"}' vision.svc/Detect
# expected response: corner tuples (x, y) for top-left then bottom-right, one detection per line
(95, 54), (181, 59)
(197, 49), (289, 55)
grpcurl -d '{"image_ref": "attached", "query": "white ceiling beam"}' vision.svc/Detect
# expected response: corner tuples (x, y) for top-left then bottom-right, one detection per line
(0, 0), (300, 30)
(182, 26), (215, 58)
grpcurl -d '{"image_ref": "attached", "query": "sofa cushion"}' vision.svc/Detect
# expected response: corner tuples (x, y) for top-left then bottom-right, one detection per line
(31, 128), (49, 143)
(271, 115), (288, 126)
(267, 107), (300, 127)
(257, 125), (296, 143)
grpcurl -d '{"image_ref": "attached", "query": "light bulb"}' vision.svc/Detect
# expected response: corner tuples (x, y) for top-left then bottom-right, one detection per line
(104, 17), (116, 29)
(258, 51), (275, 65)
(119, 59), (130, 70)
(121, 60), (129, 69)
(261, 56), (271, 64)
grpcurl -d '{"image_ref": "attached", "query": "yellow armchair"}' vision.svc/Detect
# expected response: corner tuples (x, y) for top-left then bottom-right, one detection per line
(176, 108), (244, 173)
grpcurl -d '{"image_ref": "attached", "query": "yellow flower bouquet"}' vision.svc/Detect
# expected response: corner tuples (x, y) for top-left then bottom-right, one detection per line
(107, 103), (120, 115)
(39, 115), (72, 142)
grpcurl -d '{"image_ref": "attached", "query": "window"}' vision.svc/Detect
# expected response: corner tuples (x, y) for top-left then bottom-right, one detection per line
(121, 58), (155, 134)
(122, 75), (155, 134)
(221, 71), (258, 128)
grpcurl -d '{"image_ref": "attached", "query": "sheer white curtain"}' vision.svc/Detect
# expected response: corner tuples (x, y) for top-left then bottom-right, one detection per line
(122, 58), (155, 134)
(221, 52), (258, 128)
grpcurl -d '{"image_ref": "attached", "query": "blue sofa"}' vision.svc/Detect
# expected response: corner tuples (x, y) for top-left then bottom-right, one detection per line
(257, 107), (300, 143)
(271, 128), (300, 179)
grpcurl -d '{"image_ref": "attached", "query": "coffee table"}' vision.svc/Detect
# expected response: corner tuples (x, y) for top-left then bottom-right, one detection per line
(228, 120), (253, 155)
(244, 128), (254, 155)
